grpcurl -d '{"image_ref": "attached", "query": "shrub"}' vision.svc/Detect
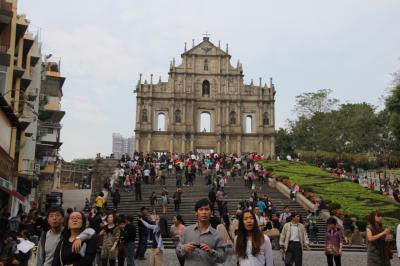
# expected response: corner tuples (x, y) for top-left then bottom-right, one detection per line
(329, 202), (341, 210)
(356, 220), (368, 232)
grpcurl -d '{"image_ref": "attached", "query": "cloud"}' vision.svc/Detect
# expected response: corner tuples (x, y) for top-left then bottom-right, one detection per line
(64, 94), (109, 124)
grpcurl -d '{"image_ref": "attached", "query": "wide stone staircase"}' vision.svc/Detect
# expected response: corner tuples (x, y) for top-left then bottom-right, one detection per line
(108, 168), (366, 252)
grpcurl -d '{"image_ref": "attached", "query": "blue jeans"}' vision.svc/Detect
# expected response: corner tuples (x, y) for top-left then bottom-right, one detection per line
(124, 241), (135, 266)
(136, 237), (147, 258)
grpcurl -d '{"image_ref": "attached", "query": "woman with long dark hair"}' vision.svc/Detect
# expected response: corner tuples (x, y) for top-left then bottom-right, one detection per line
(170, 215), (185, 266)
(366, 210), (393, 266)
(138, 216), (169, 266)
(52, 211), (98, 266)
(234, 209), (273, 266)
(216, 214), (235, 266)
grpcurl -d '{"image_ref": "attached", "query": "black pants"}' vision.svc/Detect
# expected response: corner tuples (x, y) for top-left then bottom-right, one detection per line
(285, 241), (302, 266)
(326, 255), (341, 266)
(101, 258), (115, 266)
(136, 236), (147, 258)
(174, 200), (180, 211)
(135, 190), (142, 200)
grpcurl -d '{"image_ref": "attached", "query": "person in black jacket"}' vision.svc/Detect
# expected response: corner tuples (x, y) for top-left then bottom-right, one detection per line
(136, 207), (152, 260)
(120, 215), (136, 266)
(208, 187), (216, 209)
(112, 189), (121, 210)
(52, 211), (98, 266)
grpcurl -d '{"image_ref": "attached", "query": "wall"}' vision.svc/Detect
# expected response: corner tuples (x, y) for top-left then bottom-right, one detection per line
(0, 110), (11, 153)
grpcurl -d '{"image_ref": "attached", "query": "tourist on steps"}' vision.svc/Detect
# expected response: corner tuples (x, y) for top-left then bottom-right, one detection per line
(234, 209), (274, 266)
(217, 214), (236, 266)
(366, 210), (393, 266)
(324, 217), (343, 266)
(170, 215), (186, 266)
(279, 212), (310, 266)
(99, 213), (120, 266)
(138, 216), (169, 266)
(52, 211), (98, 266)
(176, 198), (225, 266)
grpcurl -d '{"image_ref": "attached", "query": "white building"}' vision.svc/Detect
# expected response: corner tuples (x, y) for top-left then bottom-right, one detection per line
(112, 133), (135, 159)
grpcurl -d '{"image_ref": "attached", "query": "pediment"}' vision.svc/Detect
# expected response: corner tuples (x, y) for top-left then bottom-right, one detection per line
(182, 39), (230, 57)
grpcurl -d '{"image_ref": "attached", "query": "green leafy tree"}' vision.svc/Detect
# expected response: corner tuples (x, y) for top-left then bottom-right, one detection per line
(386, 82), (400, 142)
(293, 89), (339, 118)
(275, 128), (295, 156)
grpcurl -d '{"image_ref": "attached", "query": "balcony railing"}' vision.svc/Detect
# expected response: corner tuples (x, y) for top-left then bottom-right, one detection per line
(0, 45), (9, 53)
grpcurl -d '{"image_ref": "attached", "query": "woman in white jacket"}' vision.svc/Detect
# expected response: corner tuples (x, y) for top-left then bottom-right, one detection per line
(234, 209), (274, 266)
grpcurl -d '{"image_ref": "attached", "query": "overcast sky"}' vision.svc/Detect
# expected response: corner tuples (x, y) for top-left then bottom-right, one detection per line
(19, 0), (400, 161)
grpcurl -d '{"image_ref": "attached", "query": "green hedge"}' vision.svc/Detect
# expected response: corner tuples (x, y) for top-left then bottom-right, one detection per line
(263, 160), (400, 230)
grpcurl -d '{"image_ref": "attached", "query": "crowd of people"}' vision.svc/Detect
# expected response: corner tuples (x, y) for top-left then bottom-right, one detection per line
(0, 151), (400, 266)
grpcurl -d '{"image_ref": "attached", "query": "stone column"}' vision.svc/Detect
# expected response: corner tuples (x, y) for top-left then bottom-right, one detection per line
(259, 137), (264, 155)
(259, 102), (263, 132)
(147, 134), (151, 154)
(270, 135), (276, 157)
(135, 134), (140, 152)
(190, 135), (195, 152)
(237, 136), (241, 155)
(217, 138), (221, 153)
(182, 135), (186, 154)
(169, 134), (174, 153)
(225, 102), (229, 126)
(225, 135), (230, 154)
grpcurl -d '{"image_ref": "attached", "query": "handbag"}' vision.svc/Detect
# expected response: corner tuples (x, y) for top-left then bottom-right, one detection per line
(325, 243), (339, 256)
(265, 228), (280, 238)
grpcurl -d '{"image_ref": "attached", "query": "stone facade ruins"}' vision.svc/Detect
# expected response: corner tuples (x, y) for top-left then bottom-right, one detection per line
(134, 37), (276, 156)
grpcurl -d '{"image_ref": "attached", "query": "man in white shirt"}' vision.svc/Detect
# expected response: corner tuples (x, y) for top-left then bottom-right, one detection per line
(254, 207), (265, 230)
(279, 213), (310, 266)
(279, 206), (292, 225)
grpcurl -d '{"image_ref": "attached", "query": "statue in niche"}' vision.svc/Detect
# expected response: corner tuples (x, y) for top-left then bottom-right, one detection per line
(263, 112), (269, 126)
(202, 80), (210, 96)
(229, 111), (236, 124)
(141, 109), (148, 122)
(175, 110), (182, 123)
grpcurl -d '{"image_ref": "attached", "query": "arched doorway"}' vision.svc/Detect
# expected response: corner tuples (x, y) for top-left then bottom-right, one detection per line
(200, 112), (211, 132)
(157, 113), (166, 131)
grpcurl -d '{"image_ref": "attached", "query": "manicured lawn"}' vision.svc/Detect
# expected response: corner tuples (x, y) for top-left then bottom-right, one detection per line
(388, 169), (400, 175)
(262, 160), (400, 230)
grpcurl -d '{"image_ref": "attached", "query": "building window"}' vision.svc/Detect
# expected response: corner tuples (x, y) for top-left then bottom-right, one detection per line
(229, 111), (236, 124)
(245, 115), (252, 133)
(263, 112), (270, 126)
(200, 112), (211, 132)
(141, 109), (148, 122)
(202, 80), (210, 96)
(175, 109), (182, 123)
(204, 59), (208, 71)
(0, 66), (7, 96)
(157, 113), (166, 131)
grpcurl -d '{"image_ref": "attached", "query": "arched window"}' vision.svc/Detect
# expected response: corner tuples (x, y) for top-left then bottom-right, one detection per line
(157, 113), (166, 131)
(245, 115), (252, 133)
(229, 111), (236, 125)
(141, 109), (148, 122)
(263, 112), (270, 126)
(175, 109), (182, 123)
(204, 59), (208, 71)
(202, 80), (210, 96)
(200, 112), (211, 132)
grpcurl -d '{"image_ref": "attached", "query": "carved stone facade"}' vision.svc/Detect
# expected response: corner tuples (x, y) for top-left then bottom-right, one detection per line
(134, 37), (276, 156)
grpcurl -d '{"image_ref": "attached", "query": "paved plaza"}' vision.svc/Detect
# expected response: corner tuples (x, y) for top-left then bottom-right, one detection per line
(133, 249), (400, 266)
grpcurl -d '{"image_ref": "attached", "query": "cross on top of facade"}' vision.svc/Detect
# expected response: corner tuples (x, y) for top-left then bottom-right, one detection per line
(203, 32), (211, 40)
